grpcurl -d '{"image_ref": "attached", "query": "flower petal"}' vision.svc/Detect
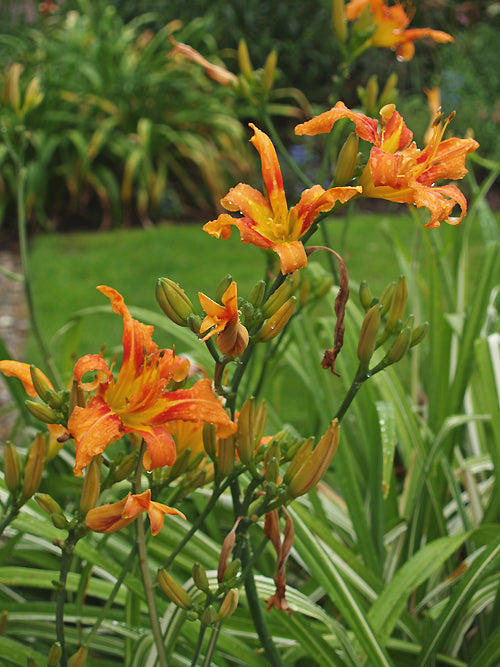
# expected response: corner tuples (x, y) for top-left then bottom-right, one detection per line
(0, 361), (53, 397)
(295, 101), (379, 143)
(139, 426), (177, 471)
(69, 397), (123, 476)
(249, 124), (288, 226)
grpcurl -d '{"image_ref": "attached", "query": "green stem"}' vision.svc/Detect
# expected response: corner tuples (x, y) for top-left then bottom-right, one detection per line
(334, 364), (368, 423)
(16, 160), (60, 388)
(191, 623), (208, 667)
(55, 538), (77, 667)
(83, 544), (138, 648)
(203, 622), (222, 667)
(241, 540), (284, 667)
(134, 452), (168, 667)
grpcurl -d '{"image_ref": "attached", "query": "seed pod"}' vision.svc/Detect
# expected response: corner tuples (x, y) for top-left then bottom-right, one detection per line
(157, 568), (192, 610)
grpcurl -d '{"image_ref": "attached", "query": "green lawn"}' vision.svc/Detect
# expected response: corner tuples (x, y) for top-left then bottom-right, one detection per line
(27, 209), (485, 376)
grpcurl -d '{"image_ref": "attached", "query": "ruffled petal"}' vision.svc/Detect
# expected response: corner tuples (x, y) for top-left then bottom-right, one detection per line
(139, 427), (177, 471)
(295, 101), (379, 144)
(273, 241), (308, 275)
(85, 494), (135, 533)
(69, 397), (123, 476)
(73, 354), (112, 391)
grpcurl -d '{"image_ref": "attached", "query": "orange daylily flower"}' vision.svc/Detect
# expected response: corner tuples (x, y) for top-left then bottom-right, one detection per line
(68, 286), (236, 476)
(346, 0), (454, 61)
(203, 124), (361, 275)
(198, 281), (249, 357)
(85, 489), (185, 536)
(295, 102), (479, 228)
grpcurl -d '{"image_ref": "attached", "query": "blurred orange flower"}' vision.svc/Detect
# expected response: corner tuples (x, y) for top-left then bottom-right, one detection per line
(346, 0), (454, 61)
(199, 281), (249, 357)
(296, 102), (479, 228)
(85, 489), (185, 536)
(203, 124), (360, 275)
(68, 286), (236, 476)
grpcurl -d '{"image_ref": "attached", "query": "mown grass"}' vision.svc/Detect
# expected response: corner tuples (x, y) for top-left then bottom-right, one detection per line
(27, 208), (487, 377)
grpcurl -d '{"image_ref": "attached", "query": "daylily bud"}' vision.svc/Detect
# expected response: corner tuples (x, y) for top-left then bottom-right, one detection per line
(384, 276), (408, 335)
(187, 313), (202, 335)
(357, 304), (381, 366)
(237, 40), (254, 81)
(254, 401), (268, 450)
(203, 423), (218, 460)
(222, 557), (241, 585)
(237, 74), (252, 99)
(333, 132), (359, 186)
(332, 0), (347, 43)
(283, 438), (313, 485)
(216, 588), (239, 621)
(236, 397), (254, 464)
(379, 282), (396, 317)
(35, 492), (64, 517)
(365, 75), (379, 116)
(30, 365), (53, 403)
(379, 72), (398, 108)
(68, 646), (88, 667)
(157, 568), (192, 610)
(22, 76), (44, 114)
(218, 435), (235, 477)
(47, 642), (62, 667)
(359, 280), (373, 311)
(167, 448), (191, 480)
(21, 433), (46, 501)
(216, 274), (233, 303)
(25, 400), (57, 424)
(264, 456), (280, 484)
(44, 389), (64, 410)
(201, 605), (217, 626)
(192, 563), (211, 593)
(51, 513), (69, 530)
(410, 322), (429, 347)
(261, 275), (297, 318)
(69, 378), (86, 415)
(156, 278), (194, 327)
(113, 450), (139, 482)
(386, 326), (412, 364)
(2, 63), (23, 114)
(79, 456), (101, 515)
(253, 297), (296, 343)
(3, 442), (21, 493)
(261, 49), (277, 93)
(285, 420), (340, 499)
(248, 280), (266, 308)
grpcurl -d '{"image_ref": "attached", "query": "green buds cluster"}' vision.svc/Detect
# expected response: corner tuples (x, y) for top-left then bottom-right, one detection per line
(1, 63), (44, 119)
(357, 276), (429, 376)
(358, 73), (398, 117)
(237, 39), (278, 99)
(156, 277), (195, 327)
(25, 365), (69, 427)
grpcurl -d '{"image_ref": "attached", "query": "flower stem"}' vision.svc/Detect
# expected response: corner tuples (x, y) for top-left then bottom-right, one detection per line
(241, 539), (284, 667)
(55, 537), (78, 667)
(134, 451), (168, 667)
(334, 364), (368, 423)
